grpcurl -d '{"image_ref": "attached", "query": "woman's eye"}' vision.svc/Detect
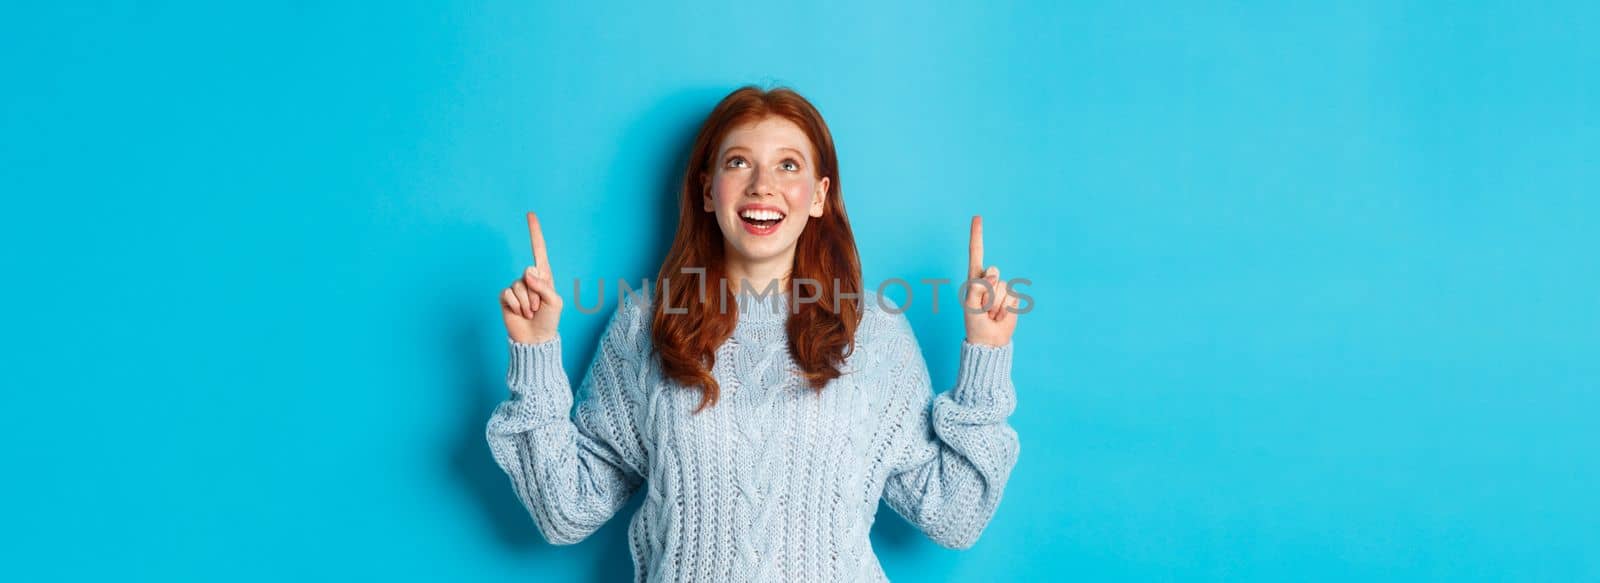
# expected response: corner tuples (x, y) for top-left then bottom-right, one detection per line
(780, 160), (799, 172)
(726, 157), (748, 168)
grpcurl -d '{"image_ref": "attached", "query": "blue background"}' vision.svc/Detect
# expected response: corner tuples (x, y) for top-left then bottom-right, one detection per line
(3, 1), (1596, 580)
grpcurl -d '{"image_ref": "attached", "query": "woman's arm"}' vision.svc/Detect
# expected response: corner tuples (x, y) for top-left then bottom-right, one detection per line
(880, 321), (1020, 550)
(880, 215), (1023, 549)
(484, 297), (651, 545)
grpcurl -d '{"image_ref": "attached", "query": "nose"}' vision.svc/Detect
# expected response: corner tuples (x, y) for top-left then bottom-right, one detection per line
(747, 165), (776, 198)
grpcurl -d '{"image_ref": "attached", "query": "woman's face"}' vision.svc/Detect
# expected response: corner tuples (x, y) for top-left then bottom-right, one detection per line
(703, 116), (829, 269)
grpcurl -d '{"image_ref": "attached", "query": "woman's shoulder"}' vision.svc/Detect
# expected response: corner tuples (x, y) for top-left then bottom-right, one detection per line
(853, 288), (919, 345)
(846, 290), (932, 402)
(600, 287), (655, 354)
(615, 286), (655, 318)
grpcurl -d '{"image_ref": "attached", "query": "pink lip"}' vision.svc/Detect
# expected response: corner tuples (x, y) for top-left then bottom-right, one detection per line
(735, 203), (786, 237)
(741, 218), (781, 236)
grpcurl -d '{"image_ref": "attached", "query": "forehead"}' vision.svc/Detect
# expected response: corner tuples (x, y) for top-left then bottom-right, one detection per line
(717, 116), (814, 158)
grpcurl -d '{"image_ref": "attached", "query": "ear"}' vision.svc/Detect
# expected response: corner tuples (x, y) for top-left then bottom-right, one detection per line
(809, 177), (829, 218)
(701, 172), (714, 212)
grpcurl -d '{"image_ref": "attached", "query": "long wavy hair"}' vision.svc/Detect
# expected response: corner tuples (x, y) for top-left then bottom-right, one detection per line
(651, 86), (863, 412)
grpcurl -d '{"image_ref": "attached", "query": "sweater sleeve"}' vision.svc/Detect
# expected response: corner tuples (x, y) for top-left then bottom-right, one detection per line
(483, 297), (652, 545)
(880, 319), (1020, 550)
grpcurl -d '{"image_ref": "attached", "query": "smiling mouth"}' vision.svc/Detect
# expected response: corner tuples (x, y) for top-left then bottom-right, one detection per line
(738, 209), (786, 230)
(740, 215), (782, 229)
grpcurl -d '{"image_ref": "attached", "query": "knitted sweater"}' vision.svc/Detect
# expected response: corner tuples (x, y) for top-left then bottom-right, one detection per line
(484, 289), (1020, 582)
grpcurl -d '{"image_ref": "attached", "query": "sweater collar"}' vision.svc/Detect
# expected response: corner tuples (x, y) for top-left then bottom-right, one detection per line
(731, 289), (791, 324)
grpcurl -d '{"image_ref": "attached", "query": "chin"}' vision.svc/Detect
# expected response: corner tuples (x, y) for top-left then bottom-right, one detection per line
(727, 236), (797, 263)
(731, 241), (788, 262)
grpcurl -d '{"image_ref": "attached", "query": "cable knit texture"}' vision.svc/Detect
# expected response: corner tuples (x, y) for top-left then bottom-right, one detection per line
(485, 288), (1020, 582)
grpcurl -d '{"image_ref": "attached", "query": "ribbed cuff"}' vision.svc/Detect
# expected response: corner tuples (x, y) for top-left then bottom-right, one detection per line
(506, 335), (567, 394)
(952, 340), (1016, 411)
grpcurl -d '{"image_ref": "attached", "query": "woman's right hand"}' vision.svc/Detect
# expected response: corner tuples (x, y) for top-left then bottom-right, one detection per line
(501, 212), (563, 344)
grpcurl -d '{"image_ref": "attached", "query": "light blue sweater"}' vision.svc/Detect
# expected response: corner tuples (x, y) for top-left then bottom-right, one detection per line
(485, 289), (1020, 581)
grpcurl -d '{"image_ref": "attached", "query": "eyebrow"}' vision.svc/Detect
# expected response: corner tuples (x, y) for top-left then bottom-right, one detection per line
(721, 145), (810, 161)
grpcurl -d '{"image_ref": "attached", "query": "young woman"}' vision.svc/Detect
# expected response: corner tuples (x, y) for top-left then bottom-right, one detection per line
(486, 86), (1023, 582)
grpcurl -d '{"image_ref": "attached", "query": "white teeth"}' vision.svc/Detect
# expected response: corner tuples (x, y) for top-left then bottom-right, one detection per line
(739, 209), (785, 221)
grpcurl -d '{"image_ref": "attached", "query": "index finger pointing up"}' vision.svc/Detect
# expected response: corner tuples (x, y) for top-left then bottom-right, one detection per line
(527, 211), (551, 274)
(968, 215), (984, 277)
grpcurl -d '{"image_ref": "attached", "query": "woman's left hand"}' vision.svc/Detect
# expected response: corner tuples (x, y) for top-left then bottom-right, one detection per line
(963, 215), (1022, 347)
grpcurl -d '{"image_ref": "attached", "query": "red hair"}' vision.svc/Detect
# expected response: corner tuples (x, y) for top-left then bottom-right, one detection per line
(651, 86), (863, 412)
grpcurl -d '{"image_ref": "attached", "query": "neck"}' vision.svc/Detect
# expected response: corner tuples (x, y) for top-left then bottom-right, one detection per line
(723, 245), (795, 295)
